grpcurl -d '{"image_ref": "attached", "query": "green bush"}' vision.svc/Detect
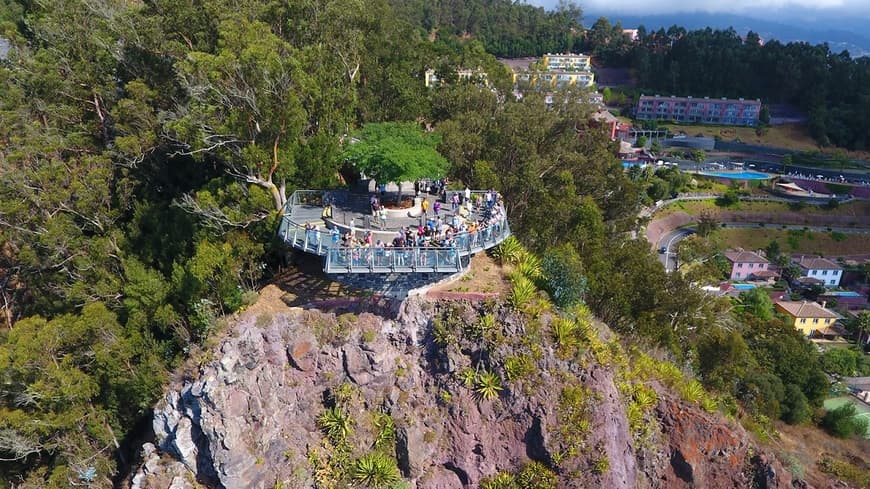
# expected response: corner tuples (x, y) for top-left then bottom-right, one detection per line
(821, 404), (869, 438)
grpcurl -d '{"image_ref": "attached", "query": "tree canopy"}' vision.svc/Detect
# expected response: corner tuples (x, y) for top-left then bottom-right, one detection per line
(342, 122), (449, 184)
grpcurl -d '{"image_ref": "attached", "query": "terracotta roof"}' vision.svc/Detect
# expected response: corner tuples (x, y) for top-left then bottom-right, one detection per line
(796, 276), (825, 285)
(775, 300), (841, 319)
(750, 270), (779, 279)
(795, 256), (841, 270)
(813, 324), (848, 337)
(724, 250), (768, 264)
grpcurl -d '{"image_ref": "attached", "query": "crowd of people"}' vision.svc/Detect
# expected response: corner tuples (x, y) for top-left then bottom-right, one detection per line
(328, 188), (508, 269)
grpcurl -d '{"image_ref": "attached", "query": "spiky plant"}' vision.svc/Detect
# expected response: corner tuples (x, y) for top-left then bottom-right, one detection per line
(508, 275), (537, 309)
(633, 384), (658, 410)
(592, 455), (610, 475)
(371, 412), (395, 450)
(475, 370), (503, 400)
(491, 236), (524, 265)
(352, 452), (400, 488)
(551, 318), (578, 347)
(516, 253), (543, 280)
(679, 380), (707, 404)
(458, 368), (476, 387)
(516, 461), (558, 488)
(480, 472), (516, 489)
(317, 407), (353, 443)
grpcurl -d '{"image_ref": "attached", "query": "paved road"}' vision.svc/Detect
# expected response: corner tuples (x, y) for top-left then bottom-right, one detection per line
(655, 222), (870, 272)
(656, 227), (695, 272)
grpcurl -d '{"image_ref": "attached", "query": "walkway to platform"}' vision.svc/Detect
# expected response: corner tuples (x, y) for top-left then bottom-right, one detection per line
(278, 189), (512, 273)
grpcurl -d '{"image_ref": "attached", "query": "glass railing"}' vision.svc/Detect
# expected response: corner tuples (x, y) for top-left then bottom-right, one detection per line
(325, 246), (462, 273)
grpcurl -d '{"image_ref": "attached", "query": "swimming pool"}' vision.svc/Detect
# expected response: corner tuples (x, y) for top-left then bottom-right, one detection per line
(732, 284), (756, 290)
(822, 291), (862, 298)
(699, 170), (772, 180)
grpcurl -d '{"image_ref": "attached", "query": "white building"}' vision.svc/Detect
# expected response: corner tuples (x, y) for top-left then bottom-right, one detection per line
(794, 256), (843, 287)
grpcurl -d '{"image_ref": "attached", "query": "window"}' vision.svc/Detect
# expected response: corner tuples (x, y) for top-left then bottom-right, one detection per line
(822, 270), (828, 276)
(830, 280), (836, 285)
(833, 270), (840, 275)
(800, 318), (806, 324)
(738, 263), (743, 268)
(813, 318), (819, 324)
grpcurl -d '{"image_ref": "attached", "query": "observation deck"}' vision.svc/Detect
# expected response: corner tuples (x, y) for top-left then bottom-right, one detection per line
(278, 189), (511, 273)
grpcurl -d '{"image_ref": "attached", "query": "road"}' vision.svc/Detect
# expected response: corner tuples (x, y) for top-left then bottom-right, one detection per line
(655, 222), (870, 272)
(657, 227), (695, 271)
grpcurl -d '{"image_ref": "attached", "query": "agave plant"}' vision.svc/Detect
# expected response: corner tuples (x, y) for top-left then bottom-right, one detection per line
(458, 368), (477, 387)
(491, 236), (524, 265)
(352, 452), (400, 488)
(317, 407), (353, 443)
(515, 253), (543, 280)
(633, 384), (658, 410)
(679, 380), (707, 404)
(480, 472), (516, 489)
(371, 412), (395, 450)
(508, 275), (537, 309)
(551, 318), (578, 347)
(475, 370), (504, 400)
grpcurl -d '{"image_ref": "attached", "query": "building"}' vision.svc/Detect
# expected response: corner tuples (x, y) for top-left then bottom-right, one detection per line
(515, 70), (595, 89)
(636, 95), (761, 126)
(504, 53), (595, 90)
(774, 300), (841, 336)
(424, 68), (489, 88)
(794, 256), (843, 287)
(542, 53), (591, 72)
(723, 250), (770, 280)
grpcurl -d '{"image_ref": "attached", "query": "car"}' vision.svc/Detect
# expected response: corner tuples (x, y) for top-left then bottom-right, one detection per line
(659, 246), (667, 254)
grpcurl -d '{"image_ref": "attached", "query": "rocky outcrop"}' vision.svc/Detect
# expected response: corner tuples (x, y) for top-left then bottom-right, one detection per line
(136, 297), (797, 489)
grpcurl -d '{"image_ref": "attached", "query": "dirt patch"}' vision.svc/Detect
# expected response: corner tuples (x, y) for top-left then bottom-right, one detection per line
(428, 252), (511, 297)
(772, 421), (870, 487)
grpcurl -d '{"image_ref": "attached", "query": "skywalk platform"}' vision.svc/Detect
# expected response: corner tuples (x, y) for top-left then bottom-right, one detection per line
(278, 189), (511, 273)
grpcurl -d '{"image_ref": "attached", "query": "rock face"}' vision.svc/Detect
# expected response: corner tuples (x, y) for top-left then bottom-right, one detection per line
(139, 297), (796, 489)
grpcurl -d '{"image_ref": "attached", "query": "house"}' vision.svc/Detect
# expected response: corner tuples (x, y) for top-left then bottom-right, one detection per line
(636, 95), (761, 126)
(723, 250), (769, 280)
(794, 256), (843, 287)
(774, 300), (841, 336)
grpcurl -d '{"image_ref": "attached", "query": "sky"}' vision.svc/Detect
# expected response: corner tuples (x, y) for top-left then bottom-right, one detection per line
(527, 0), (870, 17)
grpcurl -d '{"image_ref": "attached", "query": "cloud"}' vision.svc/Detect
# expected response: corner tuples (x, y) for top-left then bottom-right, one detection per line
(527, 0), (869, 15)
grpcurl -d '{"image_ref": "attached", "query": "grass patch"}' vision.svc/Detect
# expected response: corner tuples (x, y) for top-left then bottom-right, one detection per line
(713, 228), (870, 255)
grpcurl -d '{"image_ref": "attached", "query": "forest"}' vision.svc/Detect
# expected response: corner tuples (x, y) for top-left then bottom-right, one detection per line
(0, 0), (860, 486)
(582, 18), (870, 149)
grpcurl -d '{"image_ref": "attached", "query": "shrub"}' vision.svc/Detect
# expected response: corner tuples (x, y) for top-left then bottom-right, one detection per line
(352, 453), (401, 488)
(516, 461), (558, 489)
(821, 404), (869, 438)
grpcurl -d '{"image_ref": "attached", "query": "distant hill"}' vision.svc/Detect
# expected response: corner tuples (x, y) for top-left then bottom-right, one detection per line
(585, 11), (870, 57)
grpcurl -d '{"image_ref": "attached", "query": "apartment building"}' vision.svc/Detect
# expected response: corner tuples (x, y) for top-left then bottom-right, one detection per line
(542, 53), (591, 72)
(636, 95), (761, 126)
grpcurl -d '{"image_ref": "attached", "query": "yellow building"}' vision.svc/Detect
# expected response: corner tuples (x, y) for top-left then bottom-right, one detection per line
(542, 53), (591, 71)
(774, 300), (841, 336)
(514, 70), (595, 89)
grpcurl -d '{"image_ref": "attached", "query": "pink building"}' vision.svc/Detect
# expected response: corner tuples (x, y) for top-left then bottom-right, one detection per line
(724, 250), (769, 280)
(636, 95), (761, 126)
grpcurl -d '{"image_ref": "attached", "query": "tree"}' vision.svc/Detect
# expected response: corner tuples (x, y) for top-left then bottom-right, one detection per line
(692, 149), (706, 164)
(821, 404), (869, 438)
(341, 122), (449, 192)
(541, 245), (587, 309)
(636, 135), (647, 148)
(759, 105), (770, 125)
(738, 287), (775, 321)
(650, 140), (662, 154)
(696, 211), (720, 237)
(820, 348), (860, 376)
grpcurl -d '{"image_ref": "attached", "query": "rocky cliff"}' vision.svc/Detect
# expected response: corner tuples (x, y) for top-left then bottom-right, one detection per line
(130, 290), (795, 489)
